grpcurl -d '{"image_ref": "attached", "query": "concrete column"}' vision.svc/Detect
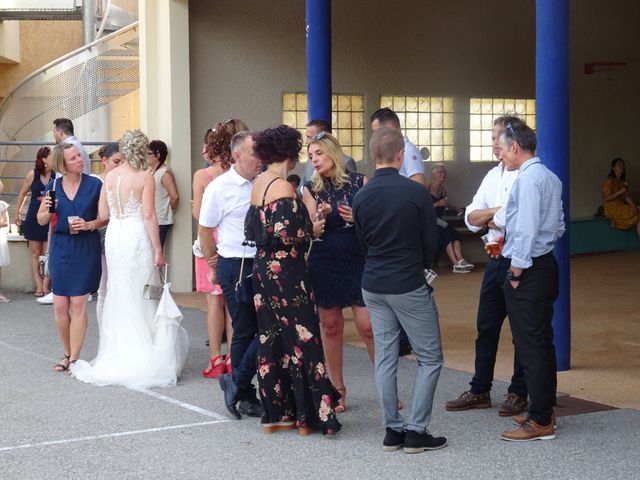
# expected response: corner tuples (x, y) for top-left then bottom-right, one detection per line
(305, 0), (332, 123)
(536, 0), (571, 370)
(140, 0), (192, 292)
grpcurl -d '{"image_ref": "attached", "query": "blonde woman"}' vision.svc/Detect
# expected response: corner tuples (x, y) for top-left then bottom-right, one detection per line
(193, 120), (246, 377)
(71, 129), (188, 388)
(37, 144), (104, 371)
(301, 132), (374, 413)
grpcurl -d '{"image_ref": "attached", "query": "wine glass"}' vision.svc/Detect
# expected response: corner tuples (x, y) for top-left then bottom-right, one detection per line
(336, 198), (353, 228)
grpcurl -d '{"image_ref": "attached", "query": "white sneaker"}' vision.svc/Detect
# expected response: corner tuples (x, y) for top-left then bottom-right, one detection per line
(458, 259), (475, 271)
(452, 265), (471, 273)
(36, 292), (54, 304)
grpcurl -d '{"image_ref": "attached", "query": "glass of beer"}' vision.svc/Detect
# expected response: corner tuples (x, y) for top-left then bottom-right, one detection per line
(482, 233), (503, 257)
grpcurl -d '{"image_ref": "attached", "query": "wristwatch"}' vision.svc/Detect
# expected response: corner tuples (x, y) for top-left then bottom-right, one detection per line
(506, 270), (522, 282)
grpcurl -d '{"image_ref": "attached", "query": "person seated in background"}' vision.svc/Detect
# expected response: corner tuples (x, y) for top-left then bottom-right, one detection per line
(602, 157), (640, 238)
(428, 164), (474, 273)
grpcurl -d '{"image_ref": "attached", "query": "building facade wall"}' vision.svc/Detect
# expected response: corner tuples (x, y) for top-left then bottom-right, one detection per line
(0, 20), (83, 100)
(188, 0), (640, 218)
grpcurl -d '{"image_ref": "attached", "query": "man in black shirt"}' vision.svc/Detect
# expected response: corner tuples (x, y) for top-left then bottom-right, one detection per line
(353, 127), (447, 454)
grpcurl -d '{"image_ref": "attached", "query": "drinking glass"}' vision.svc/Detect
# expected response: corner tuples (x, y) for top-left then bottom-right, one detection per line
(336, 198), (353, 228)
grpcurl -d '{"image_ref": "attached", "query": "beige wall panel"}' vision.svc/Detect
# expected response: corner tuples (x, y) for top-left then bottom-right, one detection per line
(189, 0), (640, 218)
(0, 20), (83, 98)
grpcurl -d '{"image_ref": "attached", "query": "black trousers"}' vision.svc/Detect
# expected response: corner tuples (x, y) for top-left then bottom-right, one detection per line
(470, 257), (527, 397)
(504, 252), (559, 425)
(218, 256), (258, 401)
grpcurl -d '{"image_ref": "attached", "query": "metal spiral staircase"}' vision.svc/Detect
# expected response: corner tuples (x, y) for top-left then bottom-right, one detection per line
(0, 0), (139, 214)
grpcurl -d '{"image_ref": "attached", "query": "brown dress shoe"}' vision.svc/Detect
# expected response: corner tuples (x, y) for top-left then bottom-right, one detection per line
(512, 412), (557, 430)
(501, 419), (556, 442)
(498, 392), (528, 417)
(445, 391), (491, 411)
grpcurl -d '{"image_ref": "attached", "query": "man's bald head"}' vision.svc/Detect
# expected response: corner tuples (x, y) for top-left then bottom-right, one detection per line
(370, 127), (404, 167)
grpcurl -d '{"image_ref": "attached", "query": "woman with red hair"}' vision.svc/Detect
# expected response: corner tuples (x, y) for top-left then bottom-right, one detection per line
(14, 147), (54, 296)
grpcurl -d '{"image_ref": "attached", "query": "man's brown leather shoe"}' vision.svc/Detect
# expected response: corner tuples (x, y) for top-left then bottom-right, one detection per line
(501, 419), (556, 441)
(512, 411), (557, 430)
(445, 391), (491, 411)
(498, 392), (528, 417)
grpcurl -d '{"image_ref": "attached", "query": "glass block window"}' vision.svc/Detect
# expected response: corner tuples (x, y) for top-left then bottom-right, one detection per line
(379, 96), (455, 162)
(282, 93), (365, 161)
(469, 98), (536, 161)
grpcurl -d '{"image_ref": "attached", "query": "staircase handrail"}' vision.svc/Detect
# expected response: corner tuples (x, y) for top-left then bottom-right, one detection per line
(0, 20), (139, 122)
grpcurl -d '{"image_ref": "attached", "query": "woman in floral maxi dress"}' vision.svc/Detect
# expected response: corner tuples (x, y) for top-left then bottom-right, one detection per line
(245, 125), (341, 435)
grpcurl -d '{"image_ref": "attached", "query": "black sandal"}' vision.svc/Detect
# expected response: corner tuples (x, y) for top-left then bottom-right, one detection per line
(53, 355), (70, 372)
(67, 359), (78, 375)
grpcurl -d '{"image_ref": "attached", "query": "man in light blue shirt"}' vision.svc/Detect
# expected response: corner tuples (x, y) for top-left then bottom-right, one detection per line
(498, 119), (564, 442)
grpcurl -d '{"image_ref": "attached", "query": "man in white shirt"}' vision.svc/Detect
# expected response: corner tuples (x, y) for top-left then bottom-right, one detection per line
(370, 108), (427, 186)
(53, 118), (91, 174)
(199, 131), (263, 420)
(445, 116), (528, 417)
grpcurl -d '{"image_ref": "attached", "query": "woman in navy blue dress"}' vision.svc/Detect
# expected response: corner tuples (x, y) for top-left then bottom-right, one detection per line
(38, 144), (104, 372)
(302, 132), (374, 413)
(14, 147), (53, 296)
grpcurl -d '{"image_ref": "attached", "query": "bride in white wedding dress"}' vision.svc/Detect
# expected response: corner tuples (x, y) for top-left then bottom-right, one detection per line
(71, 129), (189, 389)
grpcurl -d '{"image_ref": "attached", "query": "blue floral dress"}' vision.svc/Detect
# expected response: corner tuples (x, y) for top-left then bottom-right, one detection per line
(245, 196), (341, 434)
(304, 172), (366, 308)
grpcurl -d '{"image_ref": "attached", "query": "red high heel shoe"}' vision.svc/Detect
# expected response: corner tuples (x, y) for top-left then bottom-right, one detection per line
(202, 354), (226, 378)
(225, 355), (232, 374)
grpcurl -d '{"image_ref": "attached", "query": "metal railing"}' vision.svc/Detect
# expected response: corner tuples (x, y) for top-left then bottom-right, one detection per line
(0, 140), (116, 229)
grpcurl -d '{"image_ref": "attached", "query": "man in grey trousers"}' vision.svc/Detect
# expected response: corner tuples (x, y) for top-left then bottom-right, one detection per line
(352, 127), (447, 454)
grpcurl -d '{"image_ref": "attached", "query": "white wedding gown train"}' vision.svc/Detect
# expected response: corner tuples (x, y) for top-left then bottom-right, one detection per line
(71, 177), (189, 389)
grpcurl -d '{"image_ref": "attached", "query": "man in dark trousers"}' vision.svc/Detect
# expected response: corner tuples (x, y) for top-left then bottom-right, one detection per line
(497, 119), (564, 441)
(353, 127), (447, 454)
(445, 116), (528, 416)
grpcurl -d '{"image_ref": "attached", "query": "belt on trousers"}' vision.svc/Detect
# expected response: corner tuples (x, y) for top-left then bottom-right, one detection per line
(219, 256), (253, 262)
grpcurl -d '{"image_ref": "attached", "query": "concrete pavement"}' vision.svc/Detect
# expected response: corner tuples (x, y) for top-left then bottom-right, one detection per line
(1, 293), (638, 480)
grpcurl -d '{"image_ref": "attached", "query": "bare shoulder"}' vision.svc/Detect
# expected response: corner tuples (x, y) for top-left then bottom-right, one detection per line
(265, 178), (295, 203)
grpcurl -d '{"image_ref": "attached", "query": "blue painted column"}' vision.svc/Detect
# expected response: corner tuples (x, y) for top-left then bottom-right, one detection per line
(536, 0), (571, 370)
(305, 0), (332, 123)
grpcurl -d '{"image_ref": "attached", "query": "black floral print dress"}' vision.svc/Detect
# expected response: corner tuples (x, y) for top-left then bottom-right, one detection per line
(245, 196), (341, 434)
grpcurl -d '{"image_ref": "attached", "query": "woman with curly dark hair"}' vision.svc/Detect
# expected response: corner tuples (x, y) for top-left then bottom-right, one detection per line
(244, 125), (341, 435)
(193, 119), (246, 378)
(14, 146), (53, 296)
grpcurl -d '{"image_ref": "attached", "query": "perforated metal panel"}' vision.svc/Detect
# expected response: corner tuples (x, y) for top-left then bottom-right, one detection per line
(0, 1), (139, 217)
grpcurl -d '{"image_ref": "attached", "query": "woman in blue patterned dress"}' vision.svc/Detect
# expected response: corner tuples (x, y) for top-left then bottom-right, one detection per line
(245, 125), (341, 435)
(37, 144), (104, 372)
(14, 147), (53, 296)
(301, 132), (374, 413)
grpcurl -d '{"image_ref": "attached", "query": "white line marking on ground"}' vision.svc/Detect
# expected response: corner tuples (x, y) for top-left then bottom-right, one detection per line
(132, 388), (229, 420)
(0, 340), (230, 421)
(0, 420), (225, 453)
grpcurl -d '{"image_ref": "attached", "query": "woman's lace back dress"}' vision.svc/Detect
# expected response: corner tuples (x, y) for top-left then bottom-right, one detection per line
(71, 172), (189, 388)
(245, 195), (341, 434)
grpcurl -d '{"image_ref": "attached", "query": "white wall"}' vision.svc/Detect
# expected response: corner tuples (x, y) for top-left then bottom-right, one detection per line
(188, 0), (640, 218)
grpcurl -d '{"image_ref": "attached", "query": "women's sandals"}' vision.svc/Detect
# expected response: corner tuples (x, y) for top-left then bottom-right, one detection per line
(202, 354), (226, 379)
(67, 359), (78, 375)
(335, 386), (347, 413)
(262, 421), (296, 434)
(53, 355), (70, 372)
